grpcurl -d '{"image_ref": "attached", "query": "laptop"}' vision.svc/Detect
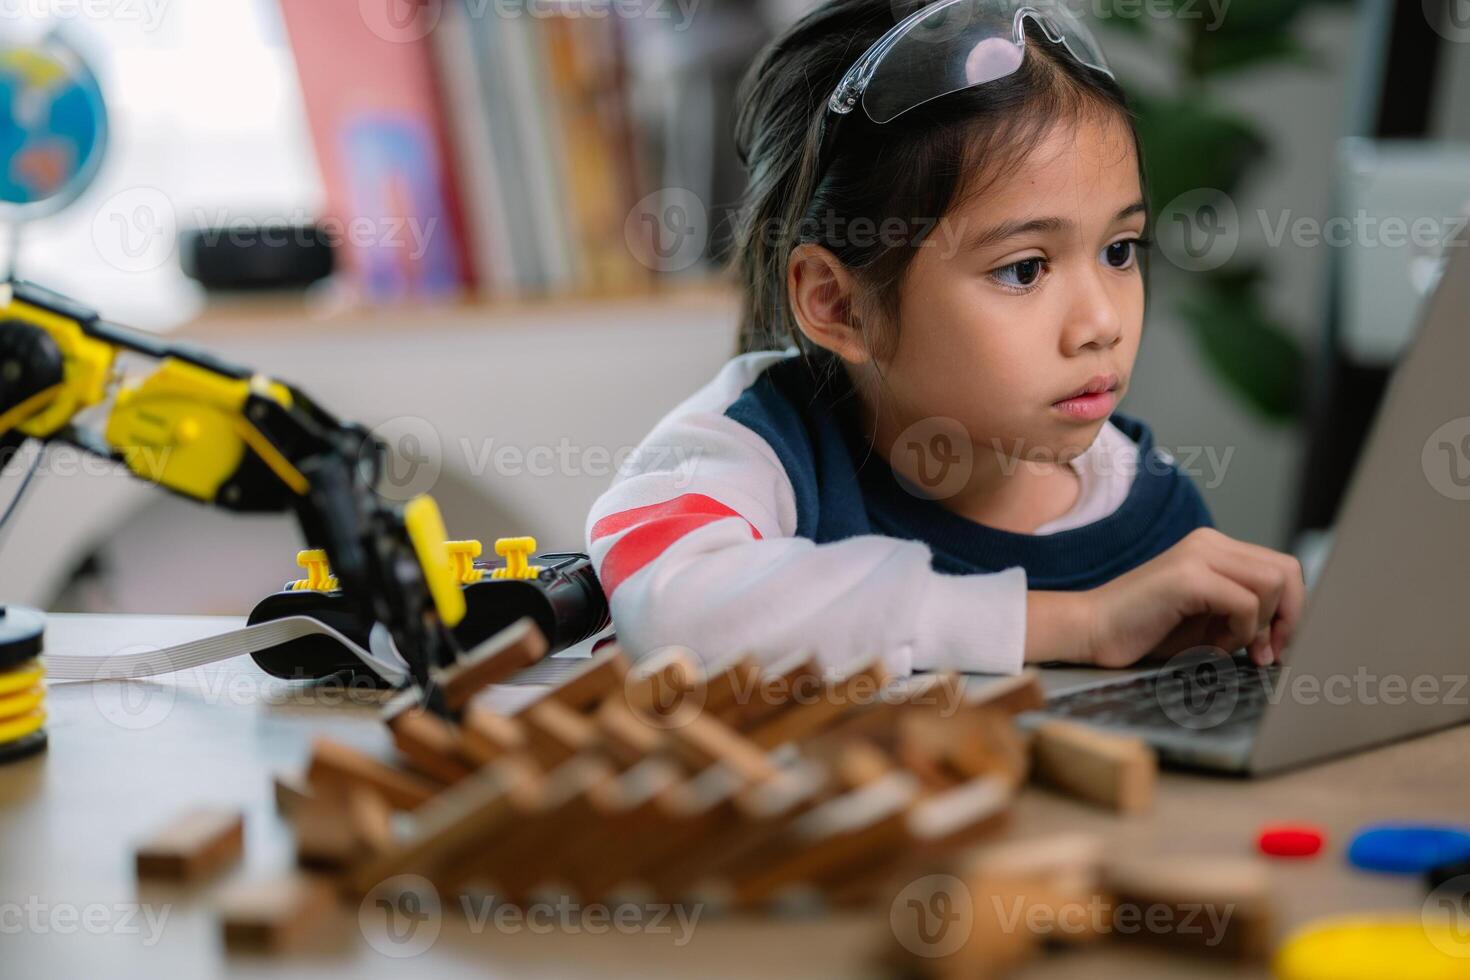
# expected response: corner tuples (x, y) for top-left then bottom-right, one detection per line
(1015, 239), (1470, 776)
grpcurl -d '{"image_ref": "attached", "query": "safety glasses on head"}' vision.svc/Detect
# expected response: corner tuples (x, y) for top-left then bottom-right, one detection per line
(815, 0), (1114, 179)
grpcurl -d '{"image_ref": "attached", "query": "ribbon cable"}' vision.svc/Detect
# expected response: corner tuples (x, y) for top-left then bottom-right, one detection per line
(38, 618), (601, 688)
(40, 616), (409, 686)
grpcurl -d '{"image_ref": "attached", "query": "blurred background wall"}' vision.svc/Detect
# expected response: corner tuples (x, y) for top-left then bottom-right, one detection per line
(0, 0), (1465, 615)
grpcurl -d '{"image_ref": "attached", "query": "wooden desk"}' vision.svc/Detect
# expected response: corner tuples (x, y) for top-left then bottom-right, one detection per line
(3, 614), (1466, 979)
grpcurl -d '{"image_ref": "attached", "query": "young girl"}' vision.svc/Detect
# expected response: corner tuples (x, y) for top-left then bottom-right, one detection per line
(586, 0), (1304, 678)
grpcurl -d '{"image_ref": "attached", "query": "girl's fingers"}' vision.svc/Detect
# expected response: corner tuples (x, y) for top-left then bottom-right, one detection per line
(1249, 627), (1274, 666)
(1272, 554), (1307, 655)
(1198, 571), (1261, 654)
(1203, 543), (1290, 637)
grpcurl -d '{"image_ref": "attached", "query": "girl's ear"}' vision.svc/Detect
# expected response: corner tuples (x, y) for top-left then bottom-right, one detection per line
(787, 243), (872, 365)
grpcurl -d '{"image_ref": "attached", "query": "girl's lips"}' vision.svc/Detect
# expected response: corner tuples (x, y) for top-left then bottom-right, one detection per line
(1052, 388), (1116, 421)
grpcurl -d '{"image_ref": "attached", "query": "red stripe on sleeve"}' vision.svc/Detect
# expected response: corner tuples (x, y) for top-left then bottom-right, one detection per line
(591, 493), (762, 595)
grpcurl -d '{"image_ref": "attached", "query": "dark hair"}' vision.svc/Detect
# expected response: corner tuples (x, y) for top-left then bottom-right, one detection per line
(730, 0), (1148, 374)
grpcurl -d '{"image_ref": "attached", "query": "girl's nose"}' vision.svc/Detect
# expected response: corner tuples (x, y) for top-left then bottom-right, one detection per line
(1063, 269), (1124, 353)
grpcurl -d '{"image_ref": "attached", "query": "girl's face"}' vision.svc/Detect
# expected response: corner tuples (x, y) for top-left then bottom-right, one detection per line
(864, 112), (1146, 466)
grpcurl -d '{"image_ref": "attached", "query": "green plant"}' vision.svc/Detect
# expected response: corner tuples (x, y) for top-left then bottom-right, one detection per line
(1096, 0), (1354, 421)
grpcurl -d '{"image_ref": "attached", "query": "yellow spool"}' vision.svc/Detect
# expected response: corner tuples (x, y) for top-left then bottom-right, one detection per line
(0, 684), (44, 721)
(0, 708), (45, 745)
(0, 660), (42, 695)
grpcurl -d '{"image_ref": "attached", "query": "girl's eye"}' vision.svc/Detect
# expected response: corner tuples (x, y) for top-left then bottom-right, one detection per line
(1103, 238), (1147, 269)
(991, 257), (1046, 290)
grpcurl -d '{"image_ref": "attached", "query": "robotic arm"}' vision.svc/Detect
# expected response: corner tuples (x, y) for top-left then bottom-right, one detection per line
(0, 280), (468, 714)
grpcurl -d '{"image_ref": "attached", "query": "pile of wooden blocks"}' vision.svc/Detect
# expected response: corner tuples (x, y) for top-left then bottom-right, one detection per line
(131, 617), (1271, 972)
(283, 619), (1046, 914)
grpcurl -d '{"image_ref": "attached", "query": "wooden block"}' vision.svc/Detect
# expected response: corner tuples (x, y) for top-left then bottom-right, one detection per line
(701, 655), (763, 724)
(622, 647), (702, 719)
(967, 831), (1106, 882)
(460, 755), (615, 899)
(811, 671), (964, 747)
(962, 832), (1110, 949)
(728, 771), (918, 905)
(1101, 855), (1274, 958)
(306, 737), (438, 812)
(1030, 720), (1156, 814)
(735, 652), (822, 730)
(346, 787), (396, 855)
(387, 707), (475, 784)
(135, 808), (245, 883)
(658, 708), (778, 784)
(553, 758), (685, 898)
(522, 699), (598, 768)
(459, 703), (526, 764)
(273, 773), (312, 820)
(218, 873), (336, 953)
(823, 775), (1014, 909)
(593, 696), (667, 767)
(348, 756), (543, 898)
(545, 645), (630, 712)
(829, 743), (893, 787)
(889, 832), (1108, 976)
(900, 708), (1031, 791)
(605, 766), (747, 899)
(963, 670), (1045, 716)
(646, 761), (829, 899)
(747, 658), (890, 750)
(888, 866), (1038, 979)
(294, 792), (359, 869)
(435, 617), (548, 711)
(905, 775), (1012, 854)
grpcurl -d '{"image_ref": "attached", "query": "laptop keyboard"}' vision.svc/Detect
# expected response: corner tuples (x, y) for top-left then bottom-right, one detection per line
(1045, 655), (1283, 738)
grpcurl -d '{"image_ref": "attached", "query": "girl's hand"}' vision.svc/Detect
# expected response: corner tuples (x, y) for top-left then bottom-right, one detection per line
(1025, 527), (1306, 669)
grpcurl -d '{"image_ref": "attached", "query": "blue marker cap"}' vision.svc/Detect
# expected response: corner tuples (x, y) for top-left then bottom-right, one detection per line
(1348, 823), (1470, 874)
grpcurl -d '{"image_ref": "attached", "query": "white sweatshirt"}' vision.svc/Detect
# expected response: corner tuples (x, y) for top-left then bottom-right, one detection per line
(582, 349), (1196, 680)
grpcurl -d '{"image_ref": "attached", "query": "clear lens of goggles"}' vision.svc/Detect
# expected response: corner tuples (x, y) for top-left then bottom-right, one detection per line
(828, 0), (1114, 125)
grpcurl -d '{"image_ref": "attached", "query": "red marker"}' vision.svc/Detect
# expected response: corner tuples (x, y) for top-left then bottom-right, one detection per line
(1258, 824), (1325, 858)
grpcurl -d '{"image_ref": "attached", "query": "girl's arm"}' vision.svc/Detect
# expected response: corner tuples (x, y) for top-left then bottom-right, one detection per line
(584, 354), (1031, 677)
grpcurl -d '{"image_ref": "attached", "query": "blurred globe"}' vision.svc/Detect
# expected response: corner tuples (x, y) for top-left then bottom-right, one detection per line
(0, 39), (106, 215)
